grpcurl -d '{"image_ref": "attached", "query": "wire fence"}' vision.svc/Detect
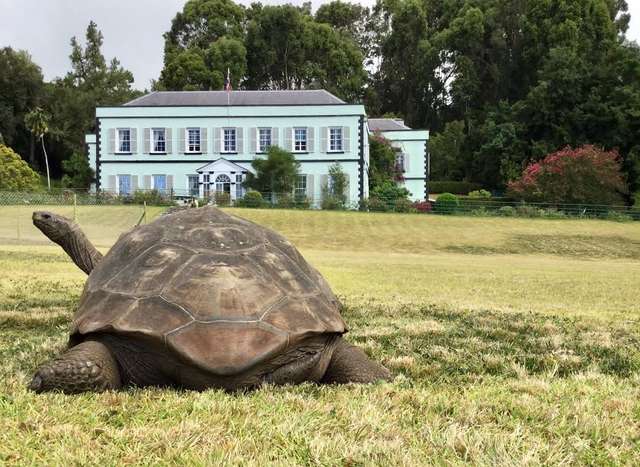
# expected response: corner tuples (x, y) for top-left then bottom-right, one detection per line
(0, 188), (638, 246)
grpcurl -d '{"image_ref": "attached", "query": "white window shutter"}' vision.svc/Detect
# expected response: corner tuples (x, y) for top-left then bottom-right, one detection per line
(107, 175), (116, 191)
(213, 128), (221, 153)
(201, 128), (208, 153)
(130, 128), (138, 153)
(167, 175), (174, 190)
(306, 174), (314, 200)
(143, 175), (151, 189)
(237, 128), (243, 153)
(343, 126), (350, 153)
(272, 127), (279, 147)
(108, 128), (115, 154)
(178, 128), (185, 153)
(307, 127), (315, 152)
(320, 174), (329, 190)
(250, 128), (257, 153)
(144, 128), (150, 154)
(132, 175), (139, 191)
(321, 127), (328, 153)
(285, 128), (293, 151)
(165, 128), (172, 154)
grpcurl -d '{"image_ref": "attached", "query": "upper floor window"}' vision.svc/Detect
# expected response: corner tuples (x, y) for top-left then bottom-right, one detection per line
(118, 129), (131, 153)
(258, 128), (272, 153)
(187, 128), (201, 153)
(223, 128), (237, 153)
(152, 128), (166, 153)
(329, 127), (343, 152)
(294, 127), (307, 152)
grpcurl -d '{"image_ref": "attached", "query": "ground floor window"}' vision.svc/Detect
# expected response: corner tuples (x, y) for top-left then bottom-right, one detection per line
(215, 174), (231, 193)
(235, 174), (244, 199)
(118, 174), (131, 195)
(295, 174), (307, 198)
(153, 175), (167, 193)
(188, 175), (199, 197)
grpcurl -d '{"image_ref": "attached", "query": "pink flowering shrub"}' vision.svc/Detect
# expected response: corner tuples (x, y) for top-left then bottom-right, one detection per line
(507, 145), (628, 205)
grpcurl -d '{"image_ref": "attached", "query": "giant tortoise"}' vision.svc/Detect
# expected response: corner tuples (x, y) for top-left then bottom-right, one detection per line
(29, 207), (390, 393)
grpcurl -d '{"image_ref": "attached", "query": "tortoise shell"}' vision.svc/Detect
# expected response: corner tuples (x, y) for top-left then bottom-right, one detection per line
(71, 207), (346, 376)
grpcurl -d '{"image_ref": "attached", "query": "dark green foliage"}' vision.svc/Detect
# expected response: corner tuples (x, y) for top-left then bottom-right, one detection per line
(0, 144), (41, 191)
(61, 151), (94, 189)
(321, 162), (348, 210)
(243, 146), (300, 194)
(362, 181), (412, 212)
(368, 135), (400, 192)
(235, 191), (265, 208)
(429, 181), (482, 195)
(434, 193), (460, 214)
(131, 190), (174, 206)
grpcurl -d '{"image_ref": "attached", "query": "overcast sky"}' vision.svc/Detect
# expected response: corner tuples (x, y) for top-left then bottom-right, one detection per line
(1, 0), (638, 91)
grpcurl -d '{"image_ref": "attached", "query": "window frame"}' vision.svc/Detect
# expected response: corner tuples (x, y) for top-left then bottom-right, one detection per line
(187, 175), (199, 197)
(328, 127), (343, 152)
(117, 174), (131, 195)
(153, 174), (167, 192)
(258, 128), (272, 153)
(395, 153), (406, 173)
(235, 173), (245, 199)
(294, 174), (307, 198)
(293, 127), (308, 152)
(222, 128), (237, 153)
(116, 128), (131, 154)
(151, 128), (166, 154)
(186, 128), (201, 153)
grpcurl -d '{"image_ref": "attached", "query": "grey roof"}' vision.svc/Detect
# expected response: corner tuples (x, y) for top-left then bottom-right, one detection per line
(368, 118), (411, 131)
(124, 90), (346, 107)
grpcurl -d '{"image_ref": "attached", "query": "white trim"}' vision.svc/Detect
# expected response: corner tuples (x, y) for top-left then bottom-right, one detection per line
(150, 127), (167, 154)
(185, 127), (201, 153)
(115, 128), (132, 154)
(328, 126), (343, 152)
(222, 127), (237, 153)
(293, 127), (308, 153)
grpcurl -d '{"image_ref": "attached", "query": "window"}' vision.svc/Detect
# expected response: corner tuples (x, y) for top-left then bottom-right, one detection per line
(215, 174), (231, 193)
(153, 175), (167, 193)
(118, 175), (131, 195)
(223, 128), (237, 153)
(188, 175), (199, 197)
(395, 153), (406, 172)
(187, 128), (201, 153)
(118, 129), (131, 153)
(258, 128), (272, 153)
(329, 127), (343, 152)
(294, 128), (307, 152)
(152, 128), (166, 153)
(295, 175), (307, 198)
(203, 174), (210, 198)
(236, 174), (244, 199)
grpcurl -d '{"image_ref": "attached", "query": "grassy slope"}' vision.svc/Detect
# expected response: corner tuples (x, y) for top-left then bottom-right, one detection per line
(1, 207), (639, 465)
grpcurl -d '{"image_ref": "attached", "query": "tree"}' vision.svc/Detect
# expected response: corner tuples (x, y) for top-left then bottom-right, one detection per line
(429, 121), (466, 181)
(0, 48), (45, 167)
(368, 134), (401, 191)
(0, 144), (41, 191)
(507, 145), (628, 205)
(157, 0), (246, 90)
(61, 151), (94, 189)
(321, 162), (348, 209)
(243, 146), (300, 195)
(24, 107), (51, 190)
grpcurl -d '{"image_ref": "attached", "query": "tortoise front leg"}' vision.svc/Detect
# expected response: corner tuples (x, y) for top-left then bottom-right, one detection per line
(32, 211), (103, 274)
(29, 340), (122, 393)
(321, 337), (392, 384)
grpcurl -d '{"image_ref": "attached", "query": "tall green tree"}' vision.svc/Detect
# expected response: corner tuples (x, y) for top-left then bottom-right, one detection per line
(157, 0), (246, 90)
(0, 48), (45, 167)
(24, 107), (51, 190)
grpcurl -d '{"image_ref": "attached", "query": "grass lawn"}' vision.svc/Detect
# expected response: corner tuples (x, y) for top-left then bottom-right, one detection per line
(1, 206), (640, 464)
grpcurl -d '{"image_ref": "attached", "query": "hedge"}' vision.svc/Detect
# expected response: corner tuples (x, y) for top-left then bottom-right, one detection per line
(429, 181), (482, 195)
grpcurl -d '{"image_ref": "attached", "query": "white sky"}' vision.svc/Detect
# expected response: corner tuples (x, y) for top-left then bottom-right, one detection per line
(0, 0), (638, 91)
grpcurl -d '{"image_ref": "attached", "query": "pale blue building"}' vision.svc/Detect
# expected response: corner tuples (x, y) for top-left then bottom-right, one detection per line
(86, 90), (429, 204)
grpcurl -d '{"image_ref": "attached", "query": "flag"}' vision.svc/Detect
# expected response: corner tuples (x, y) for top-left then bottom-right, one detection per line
(224, 68), (232, 92)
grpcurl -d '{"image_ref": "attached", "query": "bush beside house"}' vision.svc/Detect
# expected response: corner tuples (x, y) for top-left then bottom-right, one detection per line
(0, 144), (41, 191)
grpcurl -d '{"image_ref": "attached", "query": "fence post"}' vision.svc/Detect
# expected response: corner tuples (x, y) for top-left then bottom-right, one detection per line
(143, 201), (147, 224)
(73, 193), (77, 222)
(16, 203), (20, 241)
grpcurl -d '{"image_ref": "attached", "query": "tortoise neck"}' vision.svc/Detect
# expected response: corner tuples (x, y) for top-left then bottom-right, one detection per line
(54, 224), (104, 275)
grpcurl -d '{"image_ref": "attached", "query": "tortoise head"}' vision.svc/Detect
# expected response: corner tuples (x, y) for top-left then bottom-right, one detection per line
(32, 211), (75, 242)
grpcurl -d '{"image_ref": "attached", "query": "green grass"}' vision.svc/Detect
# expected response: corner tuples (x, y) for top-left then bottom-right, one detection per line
(1, 207), (640, 464)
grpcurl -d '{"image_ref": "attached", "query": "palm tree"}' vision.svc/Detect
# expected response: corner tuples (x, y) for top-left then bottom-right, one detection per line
(25, 107), (51, 190)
